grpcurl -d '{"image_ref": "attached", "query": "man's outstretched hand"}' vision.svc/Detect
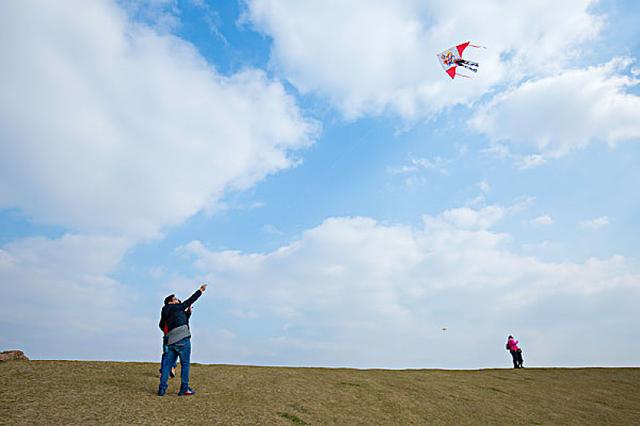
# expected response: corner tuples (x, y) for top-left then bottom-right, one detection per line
(199, 284), (208, 293)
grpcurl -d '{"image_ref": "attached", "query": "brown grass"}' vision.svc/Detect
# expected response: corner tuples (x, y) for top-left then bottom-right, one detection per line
(1, 361), (639, 425)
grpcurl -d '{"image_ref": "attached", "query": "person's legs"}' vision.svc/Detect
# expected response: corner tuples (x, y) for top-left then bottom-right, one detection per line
(160, 339), (167, 374)
(158, 345), (179, 395)
(159, 337), (177, 377)
(510, 350), (519, 368)
(176, 338), (192, 394)
(167, 337), (178, 374)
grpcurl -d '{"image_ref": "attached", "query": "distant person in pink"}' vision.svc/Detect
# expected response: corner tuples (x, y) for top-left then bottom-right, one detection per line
(506, 335), (524, 368)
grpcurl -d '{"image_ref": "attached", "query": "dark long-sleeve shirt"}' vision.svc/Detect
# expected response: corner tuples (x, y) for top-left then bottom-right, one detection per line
(162, 309), (191, 335)
(159, 289), (202, 344)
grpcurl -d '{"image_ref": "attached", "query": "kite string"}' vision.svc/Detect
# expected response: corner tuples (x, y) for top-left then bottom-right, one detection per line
(325, 122), (377, 172)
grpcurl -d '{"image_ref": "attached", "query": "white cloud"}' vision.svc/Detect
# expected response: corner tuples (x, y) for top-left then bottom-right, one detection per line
(412, 157), (449, 175)
(518, 154), (548, 170)
(387, 155), (454, 189)
(0, 234), (157, 360)
(471, 58), (640, 158)
(532, 215), (554, 226)
(244, 0), (602, 119)
(435, 205), (506, 230)
(179, 204), (640, 367)
(0, 0), (317, 239)
(522, 240), (553, 251)
(580, 216), (609, 229)
(478, 181), (491, 194)
(387, 156), (449, 179)
(148, 265), (167, 279)
(120, 0), (181, 32)
(481, 145), (550, 170)
(465, 182), (491, 208)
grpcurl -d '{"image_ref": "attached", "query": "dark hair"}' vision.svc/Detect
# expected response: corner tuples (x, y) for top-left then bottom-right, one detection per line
(508, 335), (513, 339)
(164, 294), (175, 305)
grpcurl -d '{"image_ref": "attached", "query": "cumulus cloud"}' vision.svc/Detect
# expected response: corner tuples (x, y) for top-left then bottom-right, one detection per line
(0, 0), (317, 239)
(0, 234), (157, 360)
(470, 58), (640, 159)
(243, 0), (602, 119)
(179, 205), (640, 367)
(580, 216), (609, 229)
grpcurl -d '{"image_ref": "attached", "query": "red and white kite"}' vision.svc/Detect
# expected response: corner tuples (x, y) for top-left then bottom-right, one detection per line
(437, 41), (483, 79)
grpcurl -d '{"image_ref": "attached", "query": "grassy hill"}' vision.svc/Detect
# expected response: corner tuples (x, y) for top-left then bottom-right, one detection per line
(1, 360), (639, 425)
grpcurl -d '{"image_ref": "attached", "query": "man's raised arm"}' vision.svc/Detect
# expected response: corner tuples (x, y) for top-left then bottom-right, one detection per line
(180, 284), (207, 308)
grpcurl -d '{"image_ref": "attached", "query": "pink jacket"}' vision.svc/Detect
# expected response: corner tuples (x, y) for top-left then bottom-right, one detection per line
(506, 338), (520, 351)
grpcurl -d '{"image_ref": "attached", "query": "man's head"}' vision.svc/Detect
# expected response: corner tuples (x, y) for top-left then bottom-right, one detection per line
(164, 294), (179, 305)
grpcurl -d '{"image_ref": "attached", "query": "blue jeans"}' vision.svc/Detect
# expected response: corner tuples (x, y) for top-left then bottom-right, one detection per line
(160, 336), (178, 371)
(158, 337), (191, 394)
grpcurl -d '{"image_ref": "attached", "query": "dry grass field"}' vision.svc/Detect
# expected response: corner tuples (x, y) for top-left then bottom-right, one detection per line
(1, 360), (639, 425)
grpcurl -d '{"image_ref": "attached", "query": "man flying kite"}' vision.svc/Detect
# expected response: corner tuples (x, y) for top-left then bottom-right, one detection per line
(437, 41), (483, 79)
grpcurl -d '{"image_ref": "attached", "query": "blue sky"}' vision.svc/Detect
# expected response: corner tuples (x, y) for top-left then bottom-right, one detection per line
(1, 0), (639, 368)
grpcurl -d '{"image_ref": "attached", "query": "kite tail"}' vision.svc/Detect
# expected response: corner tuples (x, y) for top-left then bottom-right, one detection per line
(469, 44), (486, 49)
(457, 62), (478, 73)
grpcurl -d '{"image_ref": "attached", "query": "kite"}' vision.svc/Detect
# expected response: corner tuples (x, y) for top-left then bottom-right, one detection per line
(437, 41), (483, 79)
